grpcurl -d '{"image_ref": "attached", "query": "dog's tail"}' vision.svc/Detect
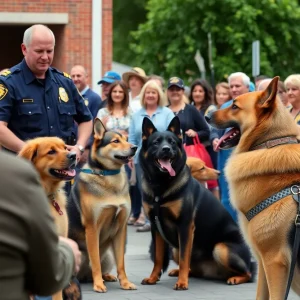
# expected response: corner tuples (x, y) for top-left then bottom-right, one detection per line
(149, 238), (170, 273)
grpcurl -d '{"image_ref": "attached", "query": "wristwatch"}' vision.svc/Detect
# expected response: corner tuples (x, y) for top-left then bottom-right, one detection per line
(76, 144), (85, 154)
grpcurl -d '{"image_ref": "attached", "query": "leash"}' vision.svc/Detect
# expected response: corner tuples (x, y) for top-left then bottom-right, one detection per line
(284, 185), (300, 300)
(153, 196), (173, 247)
(48, 191), (63, 215)
(80, 168), (120, 176)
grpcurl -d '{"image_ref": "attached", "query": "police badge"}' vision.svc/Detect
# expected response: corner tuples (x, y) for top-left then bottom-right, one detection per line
(0, 84), (8, 100)
(59, 87), (69, 102)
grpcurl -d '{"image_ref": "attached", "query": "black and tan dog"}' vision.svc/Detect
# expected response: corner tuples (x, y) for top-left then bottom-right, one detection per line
(207, 77), (300, 299)
(140, 116), (254, 290)
(19, 137), (77, 300)
(68, 118), (137, 293)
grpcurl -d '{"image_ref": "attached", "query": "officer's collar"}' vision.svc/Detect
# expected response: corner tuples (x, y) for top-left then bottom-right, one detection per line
(21, 59), (56, 85)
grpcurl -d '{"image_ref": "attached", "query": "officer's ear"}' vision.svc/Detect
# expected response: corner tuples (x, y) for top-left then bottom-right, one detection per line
(94, 118), (106, 140)
(18, 142), (38, 161)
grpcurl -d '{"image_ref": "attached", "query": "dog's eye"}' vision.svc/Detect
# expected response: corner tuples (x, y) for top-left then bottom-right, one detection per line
(112, 139), (120, 143)
(232, 104), (239, 110)
(48, 149), (56, 155)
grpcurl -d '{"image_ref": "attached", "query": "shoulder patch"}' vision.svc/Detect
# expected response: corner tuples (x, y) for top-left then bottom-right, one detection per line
(0, 69), (11, 77)
(0, 84), (8, 100)
(63, 72), (72, 79)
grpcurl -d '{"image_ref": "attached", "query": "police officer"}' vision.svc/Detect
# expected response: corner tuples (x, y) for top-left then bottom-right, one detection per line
(0, 24), (93, 160)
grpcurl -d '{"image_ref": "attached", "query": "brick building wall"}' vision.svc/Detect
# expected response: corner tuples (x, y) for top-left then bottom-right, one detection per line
(0, 0), (112, 86)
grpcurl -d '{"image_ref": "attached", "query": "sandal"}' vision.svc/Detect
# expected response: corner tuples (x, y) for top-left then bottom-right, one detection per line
(134, 215), (145, 226)
(127, 216), (137, 225)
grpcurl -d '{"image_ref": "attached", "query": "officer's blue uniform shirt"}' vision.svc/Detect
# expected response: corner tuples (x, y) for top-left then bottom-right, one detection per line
(80, 86), (101, 119)
(0, 59), (92, 142)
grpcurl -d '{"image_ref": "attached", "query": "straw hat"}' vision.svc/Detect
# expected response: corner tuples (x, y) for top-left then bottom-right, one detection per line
(122, 67), (148, 84)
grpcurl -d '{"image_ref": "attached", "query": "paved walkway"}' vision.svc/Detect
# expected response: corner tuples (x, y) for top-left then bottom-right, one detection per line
(81, 226), (299, 300)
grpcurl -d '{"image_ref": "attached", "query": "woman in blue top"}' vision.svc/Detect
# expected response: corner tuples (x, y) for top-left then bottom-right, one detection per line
(128, 80), (174, 228)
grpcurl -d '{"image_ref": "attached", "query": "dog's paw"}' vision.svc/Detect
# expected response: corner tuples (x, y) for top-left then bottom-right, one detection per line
(93, 281), (107, 293)
(174, 280), (188, 290)
(168, 269), (179, 277)
(120, 280), (137, 290)
(103, 273), (117, 282)
(227, 274), (251, 285)
(141, 277), (159, 285)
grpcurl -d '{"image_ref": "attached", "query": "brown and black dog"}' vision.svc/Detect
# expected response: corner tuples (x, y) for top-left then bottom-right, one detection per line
(140, 116), (254, 290)
(207, 76), (300, 299)
(19, 137), (77, 300)
(68, 118), (137, 293)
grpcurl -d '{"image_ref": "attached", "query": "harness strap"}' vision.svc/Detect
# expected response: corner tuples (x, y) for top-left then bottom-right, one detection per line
(153, 196), (173, 246)
(246, 186), (299, 221)
(285, 189), (300, 300)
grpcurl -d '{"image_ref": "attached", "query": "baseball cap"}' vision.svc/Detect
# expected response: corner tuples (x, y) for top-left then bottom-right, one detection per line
(167, 77), (184, 89)
(97, 71), (121, 85)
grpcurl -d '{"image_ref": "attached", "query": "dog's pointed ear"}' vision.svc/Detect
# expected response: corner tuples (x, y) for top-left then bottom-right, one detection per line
(18, 142), (38, 161)
(94, 118), (106, 140)
(142, 117), (157, 139)
(259, 76), (280, 108)
(167, 116), (182, 139)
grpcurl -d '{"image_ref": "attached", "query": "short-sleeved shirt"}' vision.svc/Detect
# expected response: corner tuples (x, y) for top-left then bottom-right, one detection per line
(96, 107), (133, 134)
(288, 106), (300, 125)
(0, 59), (92, 142)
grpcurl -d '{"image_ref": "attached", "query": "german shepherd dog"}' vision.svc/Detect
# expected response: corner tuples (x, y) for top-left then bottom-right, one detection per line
(19, 137), (77, 300)
(206, 76), (300, 299)
(68, 118), (137, 293)
(139, 116), (254, 290)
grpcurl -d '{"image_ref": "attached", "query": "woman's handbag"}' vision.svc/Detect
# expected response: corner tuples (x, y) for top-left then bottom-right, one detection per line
(184, 135), (218, 190)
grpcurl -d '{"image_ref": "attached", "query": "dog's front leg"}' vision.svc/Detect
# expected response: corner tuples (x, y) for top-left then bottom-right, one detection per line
(112, 208), (137, 290)
(255, 258), (269, 300)
(175, 222), (195, 290)
(141, 231), (166, 285)
(85, 224), (106, 293)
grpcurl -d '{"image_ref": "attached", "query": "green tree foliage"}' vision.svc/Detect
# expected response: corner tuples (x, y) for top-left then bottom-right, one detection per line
(113, 0), (147, 65)
(130, 0), (300, 83)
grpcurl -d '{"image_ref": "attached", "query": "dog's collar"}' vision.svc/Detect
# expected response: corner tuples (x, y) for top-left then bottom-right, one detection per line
(245, 185), (300, 221)
(250, 136), (298, 151)
(48, 191), (63, 216)
(80, 168), (121, 176)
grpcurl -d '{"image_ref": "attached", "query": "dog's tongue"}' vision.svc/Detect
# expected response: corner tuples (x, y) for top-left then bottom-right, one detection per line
(64, 169), (76, 177)
(158, 159), (176, 176)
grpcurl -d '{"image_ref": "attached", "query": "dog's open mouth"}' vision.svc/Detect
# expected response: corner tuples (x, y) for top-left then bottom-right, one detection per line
(216, 127), (241, 150)
(156, 158), (176, 176)
(50, 168), (76, 180)
(114, 154), (133, 163)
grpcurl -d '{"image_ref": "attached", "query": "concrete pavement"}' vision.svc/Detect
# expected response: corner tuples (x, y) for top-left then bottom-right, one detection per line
(81, 226), (299, 300)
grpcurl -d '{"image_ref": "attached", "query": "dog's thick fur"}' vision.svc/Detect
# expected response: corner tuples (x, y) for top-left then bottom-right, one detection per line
(68, 118), (137, 293)
(186, 157), (220, 187)
(19, 137), (77, 300)
(208, 76), (300, 299)
(139, 117), (253, 290)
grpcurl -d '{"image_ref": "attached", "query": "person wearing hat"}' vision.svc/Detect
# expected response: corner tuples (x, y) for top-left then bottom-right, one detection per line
(122, 67), (148, 113)
(97, 70), (121, 109)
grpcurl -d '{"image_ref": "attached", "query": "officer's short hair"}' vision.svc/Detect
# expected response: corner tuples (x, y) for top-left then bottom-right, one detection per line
(23, 24), (55, 47)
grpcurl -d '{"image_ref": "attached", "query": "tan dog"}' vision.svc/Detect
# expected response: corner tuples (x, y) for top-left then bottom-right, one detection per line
(207, 76), (300, 299)
(68, 118), (137, 293)
(186, 157), (220, 187)
(19, 137), (77, 300)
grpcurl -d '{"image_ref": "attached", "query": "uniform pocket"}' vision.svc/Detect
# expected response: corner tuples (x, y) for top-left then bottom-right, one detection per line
(18, 104), (42, 133)
(58, 104), (76, 131)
